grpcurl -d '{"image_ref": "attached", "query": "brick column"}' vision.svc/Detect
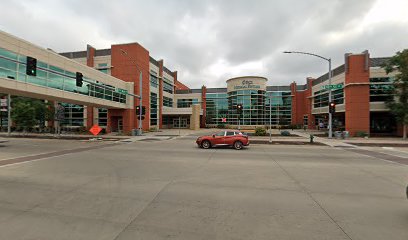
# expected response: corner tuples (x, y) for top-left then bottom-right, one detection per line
(86, 45), (96, 129)
(110, 43), (150, 134)
(344, 51), (370, 136)
(201, 86), (207, 128)
(290, 82), (297, 125)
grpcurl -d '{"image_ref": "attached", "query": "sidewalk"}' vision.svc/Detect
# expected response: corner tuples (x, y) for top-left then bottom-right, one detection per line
(293, 130), (408, 147)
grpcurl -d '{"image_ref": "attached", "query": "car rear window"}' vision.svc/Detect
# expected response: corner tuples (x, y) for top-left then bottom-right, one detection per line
(226, 131), (235, 136)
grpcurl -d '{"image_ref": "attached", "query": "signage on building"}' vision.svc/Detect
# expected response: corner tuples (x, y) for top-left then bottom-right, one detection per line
(0, 99), (7, 112)
(221, 118), (227, 123)
(321, 84), (343, 90)
(234, 80), (261, 90)
(116, 88), (128, 94)
(0, 99), (7, 107)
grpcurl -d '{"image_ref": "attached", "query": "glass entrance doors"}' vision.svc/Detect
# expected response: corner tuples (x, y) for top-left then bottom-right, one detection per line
(173, 118), (187, 128)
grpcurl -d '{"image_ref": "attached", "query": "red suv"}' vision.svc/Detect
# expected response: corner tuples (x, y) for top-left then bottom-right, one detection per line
(196, 130), (249, 150)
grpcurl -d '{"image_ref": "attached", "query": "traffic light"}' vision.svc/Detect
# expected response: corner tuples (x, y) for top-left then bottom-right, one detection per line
(236, 104), (243, 114)
(142, 106), (146, 116)
(136, 106), (141, 115)
(329, 102), (336, 114)
(26, 56), (37, 76)
(76, 72), (83, 87)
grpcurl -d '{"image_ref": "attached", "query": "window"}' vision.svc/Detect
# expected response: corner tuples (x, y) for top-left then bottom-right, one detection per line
(163, 96), (173, 107)
(150, 71), (158, 88)
(59, 103), (84, 127)
(163, 80), (173, 94)
(215, 131), (225, 136)
(97, 63), (108, 74)
(98, 108), (108, 126)
(226, 131), (235, 136)
(150, 92), (158, 126)
(177, 99), (198, 108)
(0, 47), (126, 105)
(370, 78), (394, 102)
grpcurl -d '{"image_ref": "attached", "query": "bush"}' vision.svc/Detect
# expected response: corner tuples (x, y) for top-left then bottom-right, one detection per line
(217, 124), (226, 129)
(355, 131), (368, 137)
(281, 130), (291, 136)
(255, 127), (266, 136)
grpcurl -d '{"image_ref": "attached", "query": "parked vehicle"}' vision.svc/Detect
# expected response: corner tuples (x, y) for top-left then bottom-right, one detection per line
(196, 130), (249, 150)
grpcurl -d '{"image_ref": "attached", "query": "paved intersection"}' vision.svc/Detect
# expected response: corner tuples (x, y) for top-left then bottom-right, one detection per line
(0, 133), (407, 240)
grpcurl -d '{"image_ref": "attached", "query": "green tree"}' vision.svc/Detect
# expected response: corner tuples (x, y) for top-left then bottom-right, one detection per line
(11, 97), (54, 132)
(382, 49), (408, 139)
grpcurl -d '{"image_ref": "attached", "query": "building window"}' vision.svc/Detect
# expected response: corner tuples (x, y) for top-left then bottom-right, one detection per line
(163, 96), (173, 107)
(150, 71), (158, 88)
(313, 87), (344, 108)
(150, 92), (158, 126)
(98, 108), (108, 127)
(163, 80), (173, 94)
(0, 47), (126, 105)
(177, 99), (198, 108)
(370, 77), (394, 102)
(97, 63), (108, 74)
(60, 103), (84, 127)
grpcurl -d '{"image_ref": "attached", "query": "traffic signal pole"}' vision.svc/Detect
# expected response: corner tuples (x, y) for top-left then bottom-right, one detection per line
(328, 59), (333, 138)
(7, 94), (11, 136)
(138, 70), (143, 135)
(283, 51), (333, 138)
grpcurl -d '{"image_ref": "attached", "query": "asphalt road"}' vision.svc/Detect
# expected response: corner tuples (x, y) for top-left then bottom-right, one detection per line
(0, 135), (407, 240)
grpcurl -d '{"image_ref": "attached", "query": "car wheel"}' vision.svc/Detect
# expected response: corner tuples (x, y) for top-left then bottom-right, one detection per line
(234, 141), (243, 150)
(201, 140), (211, 149)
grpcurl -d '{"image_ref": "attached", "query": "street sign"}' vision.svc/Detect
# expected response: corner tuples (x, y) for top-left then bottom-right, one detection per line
(0, 99), (7, 107)
(89, 125), (102, 136)
(321, 84), (343, 90)
(116, 88), (128, 94)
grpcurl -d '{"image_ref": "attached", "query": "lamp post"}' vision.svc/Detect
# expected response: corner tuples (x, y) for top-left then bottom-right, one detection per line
(283, 51), (333, 138)
(120, 49), (143, 136)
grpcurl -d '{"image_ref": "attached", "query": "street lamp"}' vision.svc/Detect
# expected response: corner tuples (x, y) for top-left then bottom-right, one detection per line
(283, 51), (333, 138)
(120, 49), (143, 136)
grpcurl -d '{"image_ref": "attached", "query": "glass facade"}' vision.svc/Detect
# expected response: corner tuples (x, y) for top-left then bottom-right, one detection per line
(177, 98), (198, 108)
(0, 47), (127, 104)
(206, 93), (228, 125)
(163, 79), (173, 94)
(98, 108), (108, 127)
(60, 103), (84, 127)
(150, 92), (158, 126)
(313, 86), (344, 108)
(97, 63), (108, 74)
(150, 71), (158, 88)
(265, 91), (292, 126)
(163, 96), (173, 107)
(370, 77), (394, 102)
(205, 90), (292, 126)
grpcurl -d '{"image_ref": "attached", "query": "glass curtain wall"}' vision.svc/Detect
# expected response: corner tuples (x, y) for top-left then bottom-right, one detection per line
(150, 92), (158, 126)
(205, 90), (292, 126)
(205, 93), (228, 125)
(265, 91), (292, 126)
(0, 47), (127, 104)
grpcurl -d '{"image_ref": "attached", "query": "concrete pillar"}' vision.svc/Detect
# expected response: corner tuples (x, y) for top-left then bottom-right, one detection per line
(190, 104), (201, 130)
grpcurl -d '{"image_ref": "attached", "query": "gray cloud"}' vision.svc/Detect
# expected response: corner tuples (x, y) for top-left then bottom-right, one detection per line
(1, 0), (407, 88)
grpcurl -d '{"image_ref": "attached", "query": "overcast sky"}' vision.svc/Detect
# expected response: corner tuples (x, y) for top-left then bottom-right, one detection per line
(2, 0), (408, 88)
